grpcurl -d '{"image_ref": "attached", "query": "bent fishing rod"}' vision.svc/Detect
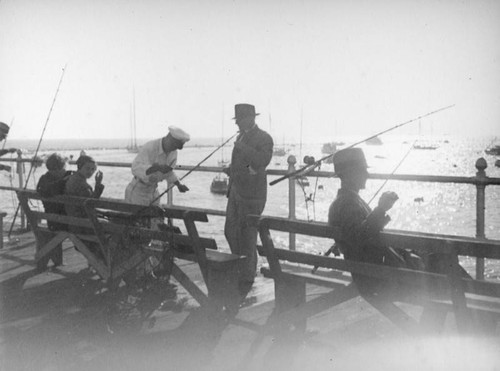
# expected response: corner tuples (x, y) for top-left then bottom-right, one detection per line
(134, 131), (238, 217)
(269, 104), (455, 186)
(8, 65), (67, 238)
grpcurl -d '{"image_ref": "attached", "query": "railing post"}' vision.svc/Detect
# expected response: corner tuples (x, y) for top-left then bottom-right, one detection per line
(16, 150), (26, 230)
(474, 157), (487, 280)
(287, 155), (296, 251)
(166, 183), (174, 226)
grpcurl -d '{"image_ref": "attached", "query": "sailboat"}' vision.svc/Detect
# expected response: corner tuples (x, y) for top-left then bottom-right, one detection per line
(210, 109), (229, 195)
(295, 107), (310, 187)
(414, 119), (439, 150)
(127, 89), (139, 153)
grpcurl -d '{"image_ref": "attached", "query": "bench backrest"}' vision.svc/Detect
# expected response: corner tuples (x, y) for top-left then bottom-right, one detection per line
(16, 188), (218, 253)
(248, 215), (500, 300)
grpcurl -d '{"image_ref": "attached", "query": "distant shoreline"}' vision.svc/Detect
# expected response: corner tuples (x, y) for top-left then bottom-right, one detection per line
(2, 138), (223, 152)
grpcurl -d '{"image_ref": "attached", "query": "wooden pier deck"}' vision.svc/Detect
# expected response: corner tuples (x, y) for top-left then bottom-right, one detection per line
(1, 231), (499, 371)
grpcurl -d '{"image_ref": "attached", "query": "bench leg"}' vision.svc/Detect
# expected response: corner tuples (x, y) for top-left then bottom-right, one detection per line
(206, 264), (241, 317)
(363, 293), (424, 336)
(0, 212), (5, 249)
(420, 302), (448, 334)
(274, 277), (307, 334)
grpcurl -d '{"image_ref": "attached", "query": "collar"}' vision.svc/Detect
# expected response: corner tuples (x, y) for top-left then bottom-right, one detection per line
(75, 171), (87, 180)
(337, 188), (360, 198)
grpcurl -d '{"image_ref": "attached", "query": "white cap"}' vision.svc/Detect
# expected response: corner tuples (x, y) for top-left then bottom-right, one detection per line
(168, 125), (190, 143)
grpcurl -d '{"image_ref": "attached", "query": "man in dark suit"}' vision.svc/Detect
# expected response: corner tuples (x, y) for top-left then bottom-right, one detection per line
(224, 103), (274, 301)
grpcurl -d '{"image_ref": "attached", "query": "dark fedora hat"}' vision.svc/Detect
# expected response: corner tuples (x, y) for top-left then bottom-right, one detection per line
(232, 103), (260, 120)
(0, 122), (10, 135)
(333, 148), (368, 175)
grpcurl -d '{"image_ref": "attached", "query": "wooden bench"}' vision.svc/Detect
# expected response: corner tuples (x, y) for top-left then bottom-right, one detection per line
(16, 188), (246, 314)
(248, 215), (500, 336)
(0, 211), (6, 249)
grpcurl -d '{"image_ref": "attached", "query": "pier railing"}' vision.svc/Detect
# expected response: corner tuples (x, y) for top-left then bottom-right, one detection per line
(1, 153), (500, 279)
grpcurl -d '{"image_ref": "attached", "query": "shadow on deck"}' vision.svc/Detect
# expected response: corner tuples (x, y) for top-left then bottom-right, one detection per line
(1, 232), (499, 371)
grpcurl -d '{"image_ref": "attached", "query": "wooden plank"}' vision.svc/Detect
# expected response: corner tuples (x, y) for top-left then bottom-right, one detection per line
(258, 225), (282, 276)
(34, 231), (70, 261)
(31, 211), (94, 228)
(170, 263), (209, 307)
(97, 223), (217, 251)
(182, 211), (208, 281)
(268, 284), (359, 332)
(110, 250), (149, 280)
(381, 230), (500, 259)
(250, 215), (500, 259)
(67, 234), (110, 279)
(256, 216), (335, 239)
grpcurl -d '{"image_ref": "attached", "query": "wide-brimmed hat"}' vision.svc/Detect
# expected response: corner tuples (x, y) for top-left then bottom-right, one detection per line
(232, 104), (260, 120)
(168, 126), (190, 143)
(333, 148), (368, 175)
(0, 122), (9, 135)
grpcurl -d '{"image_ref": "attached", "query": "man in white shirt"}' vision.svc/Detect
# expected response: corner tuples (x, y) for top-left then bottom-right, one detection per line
(0, 122), (18, 172)
(125, 126), (190, 206)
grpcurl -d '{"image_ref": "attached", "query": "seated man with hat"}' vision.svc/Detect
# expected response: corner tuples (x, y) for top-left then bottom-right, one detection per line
(0, 122), (18, 172)
(224, 103), (274, 303)
(125, 125), (190, 207)
(328, 147), (422, 294)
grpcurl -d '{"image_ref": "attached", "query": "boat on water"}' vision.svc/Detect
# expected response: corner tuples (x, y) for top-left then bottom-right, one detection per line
(210, 174), (229, 195)
(273, 147), (287, 156)
(413, 143), (439, 150)
(485, 145), (500, 156)
(127, 89), (139, 153)
(366, 136), (383, 145)
(321, 142), (340, 154)
(296, 175), (309, 187)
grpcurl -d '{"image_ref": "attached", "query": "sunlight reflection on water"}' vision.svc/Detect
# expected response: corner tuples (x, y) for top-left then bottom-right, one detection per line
(1, 136), (499, 277)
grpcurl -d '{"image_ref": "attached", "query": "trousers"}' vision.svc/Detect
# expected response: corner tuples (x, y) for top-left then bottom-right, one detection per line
(224, 190), (266, 285)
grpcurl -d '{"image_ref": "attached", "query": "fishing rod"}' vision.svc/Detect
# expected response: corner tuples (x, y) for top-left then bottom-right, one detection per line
(135, 131), (238, 217)
(270, 104), (455, 186)
(8, 65), (67, 237)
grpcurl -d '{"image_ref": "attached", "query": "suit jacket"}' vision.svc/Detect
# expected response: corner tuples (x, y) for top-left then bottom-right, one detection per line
(228, 125), (273, 200)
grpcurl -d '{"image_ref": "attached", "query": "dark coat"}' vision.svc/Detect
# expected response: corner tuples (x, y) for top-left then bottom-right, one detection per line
(36, 170), (73, 231)
(228, 125), (273, 200)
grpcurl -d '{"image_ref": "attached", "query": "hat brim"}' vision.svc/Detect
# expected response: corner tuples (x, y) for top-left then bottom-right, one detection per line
(232, 113), (260, 120)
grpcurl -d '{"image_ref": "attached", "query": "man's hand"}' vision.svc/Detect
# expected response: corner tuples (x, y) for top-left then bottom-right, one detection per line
(222, 166), (230, 176)
(146, 163), (172, 175)
(95, 170), (103, 184)
(233, 141), (246, 151)
(378, 191), (399, 212)
(176, 183), (189, 193)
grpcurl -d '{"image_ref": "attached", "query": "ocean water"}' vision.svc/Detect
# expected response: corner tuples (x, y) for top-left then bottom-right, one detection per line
(1, 135), (499, 279)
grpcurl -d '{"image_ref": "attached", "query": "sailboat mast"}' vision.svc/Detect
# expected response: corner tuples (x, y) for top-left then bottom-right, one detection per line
(299, 106), (303, 160)
(221, 105), (224, 161)
(133, 88), (137, 148)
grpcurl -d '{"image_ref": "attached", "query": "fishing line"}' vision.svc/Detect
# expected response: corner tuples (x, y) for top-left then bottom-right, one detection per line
(367, 139), (418, 206)
(270, 104), (455, 186)
(8, 65), (67, 237)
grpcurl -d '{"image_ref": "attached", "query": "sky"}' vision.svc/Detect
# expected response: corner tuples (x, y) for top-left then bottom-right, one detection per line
(1, 0), (499, 143)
